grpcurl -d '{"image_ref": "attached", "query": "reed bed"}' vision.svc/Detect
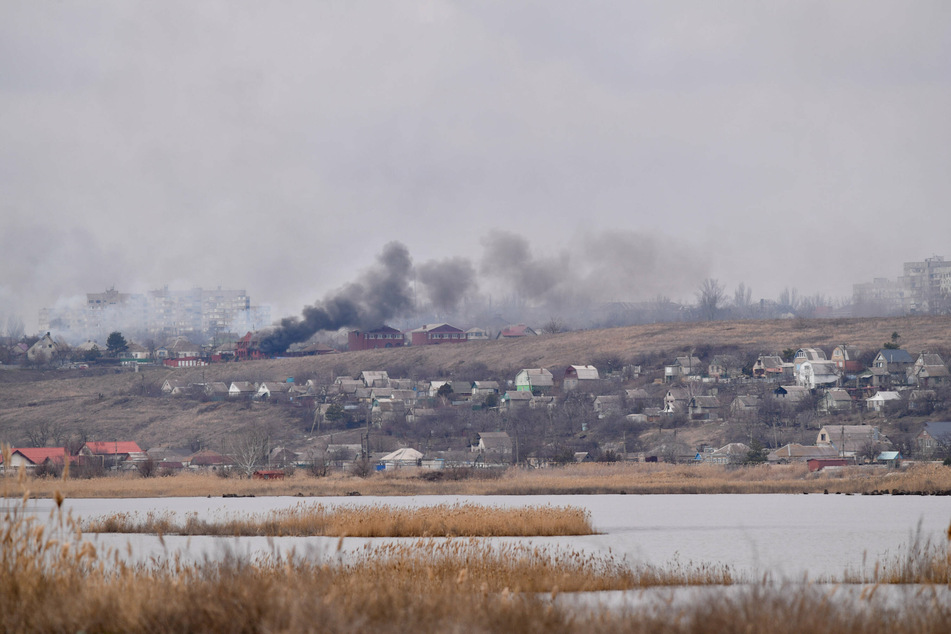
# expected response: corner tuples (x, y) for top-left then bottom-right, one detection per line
(8, 461), (951, 499)
(82, 502), (595, 537)
(2, 493), (950, 633)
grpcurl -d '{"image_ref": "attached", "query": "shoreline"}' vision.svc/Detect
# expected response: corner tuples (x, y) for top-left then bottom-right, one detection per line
(4, 461), (951, 499)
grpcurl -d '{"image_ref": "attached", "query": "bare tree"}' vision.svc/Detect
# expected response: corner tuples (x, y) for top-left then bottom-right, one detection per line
(225, 426), (270, 478)
(540, 317), (567, 334)
(696, 279), (726, 321)
(733, 282), (753, 317)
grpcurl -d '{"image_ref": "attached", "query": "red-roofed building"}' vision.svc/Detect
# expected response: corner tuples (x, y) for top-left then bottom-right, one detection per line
(497, 324), (538, 339)
(1, 447), (69, 470)
(235, 331), (267, 361)
(408, 323), (467, 346)
(80, 441), (146, 468)
(348, 326), (404, 351)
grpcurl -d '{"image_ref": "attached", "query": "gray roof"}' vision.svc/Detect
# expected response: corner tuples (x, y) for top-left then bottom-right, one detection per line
(877, 349), (913, 363)
(920, 421), (951, 440)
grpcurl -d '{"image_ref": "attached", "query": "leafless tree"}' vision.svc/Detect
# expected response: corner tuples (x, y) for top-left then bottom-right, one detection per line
(225, 426), (270, 478)
(541, 317), (567, 334)
(696, 279), (726, 321)
(733, 282), (753, 316)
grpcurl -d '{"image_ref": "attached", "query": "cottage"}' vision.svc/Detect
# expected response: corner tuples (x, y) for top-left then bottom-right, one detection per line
(1, 447), (69, 471)
(256, 381), (292, 400)
(871, 349), (914, 386)
(663, 388), (691, 414)
(203, 382), (230, 399)
(819, 388), (853, 413)
(465, 327), (490, 342)
(730, 395), (761, 416)
(915, 421), (951, 458)
(816, 425), (888, 457)
(563, 365), (600, 391)
(189, 449), (230, 469)
(360, 370), (390, 388)
(497, 324), (538, 339)
(664, 356), (702, 383)
(767, 443), (840, 464)
(500, 390), (532, 410)
(162, 379), (189, 395)
(379, 447), (424, 469)
(229, 381), (257, 397)
(831, 345), (864, 373)
(697, 443), (749, 464)
(793, 348), (827, 374)
(514, 368), (554, 394)
(752, 355), (784, 380)
(773, 385), (810, 404)
(866, 390), (902, 413)
(797, 360), (839, 389)
(472, 431), (513, 460)
(909, 353), (950, 388)
(166, 337), (201, 359)
(688, 395), (720, 421)
(471, 381), (501, 397)
(26, 333), (59, 365)
(81, 441), (146, 469)
(593, 395), (623, 418)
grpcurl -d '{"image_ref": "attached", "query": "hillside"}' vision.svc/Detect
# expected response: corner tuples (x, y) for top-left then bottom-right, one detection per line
(2, 315), (950, 452)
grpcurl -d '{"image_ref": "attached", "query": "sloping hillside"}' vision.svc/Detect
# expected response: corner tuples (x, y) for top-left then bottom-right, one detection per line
(2, 315), (950, 451)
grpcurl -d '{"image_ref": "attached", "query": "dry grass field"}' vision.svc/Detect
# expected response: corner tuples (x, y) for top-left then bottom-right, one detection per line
(7, 461), (951, 499)
(135, 314), (951, 383)
(3, 314), (951, 451)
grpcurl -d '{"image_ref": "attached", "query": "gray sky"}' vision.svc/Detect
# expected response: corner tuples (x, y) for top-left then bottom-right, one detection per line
(3, 1), (950, 331)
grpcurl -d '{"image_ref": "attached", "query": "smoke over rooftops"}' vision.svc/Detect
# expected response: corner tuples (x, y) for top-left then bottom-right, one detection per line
(260, 230), (710, 354)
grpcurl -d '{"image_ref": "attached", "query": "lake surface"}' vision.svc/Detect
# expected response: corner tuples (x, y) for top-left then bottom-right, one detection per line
(18, 493), (951, 580)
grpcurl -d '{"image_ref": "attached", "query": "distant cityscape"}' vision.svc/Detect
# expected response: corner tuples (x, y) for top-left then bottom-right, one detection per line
(853, 256), (951, 316)
(39, 287), (271, 344)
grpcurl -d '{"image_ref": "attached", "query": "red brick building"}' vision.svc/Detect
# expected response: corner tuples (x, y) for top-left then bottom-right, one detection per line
(348, 326), (404, 351)
(408, 323), (467, 346)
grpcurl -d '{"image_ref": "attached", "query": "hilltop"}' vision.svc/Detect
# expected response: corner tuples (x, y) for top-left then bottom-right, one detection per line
(2, 315), (951, 453)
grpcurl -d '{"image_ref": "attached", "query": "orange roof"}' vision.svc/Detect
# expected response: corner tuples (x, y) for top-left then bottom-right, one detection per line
(84, 441), (143, 455)
(3, 447), (68, 465)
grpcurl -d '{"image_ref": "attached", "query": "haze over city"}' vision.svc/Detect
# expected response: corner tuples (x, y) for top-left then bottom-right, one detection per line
(2, 2), (950, 334)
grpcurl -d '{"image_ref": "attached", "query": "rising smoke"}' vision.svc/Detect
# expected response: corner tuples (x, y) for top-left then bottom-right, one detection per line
(260, 230), (710, 354)
(260, 242), (416, 354)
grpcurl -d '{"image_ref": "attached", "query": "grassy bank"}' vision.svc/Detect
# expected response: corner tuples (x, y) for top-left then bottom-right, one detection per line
(82, 502), (595, 537)
(2, 495), (949, 633)
(6, 461), (951, 499)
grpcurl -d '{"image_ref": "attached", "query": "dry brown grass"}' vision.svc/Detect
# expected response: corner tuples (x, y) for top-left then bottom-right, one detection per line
(82, 502), (595, 537)
(2, 491), (950, 633)
(4, 315), (951, 451)
(8, 461), (951, 499)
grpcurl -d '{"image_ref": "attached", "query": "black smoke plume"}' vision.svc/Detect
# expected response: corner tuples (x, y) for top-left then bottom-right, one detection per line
(416, 257), (476, 314)
(260, 242), (415, 354)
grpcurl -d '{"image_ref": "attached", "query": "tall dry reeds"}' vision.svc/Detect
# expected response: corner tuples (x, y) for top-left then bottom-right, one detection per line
(2, 489), (950, 633)
(82, 502), (595, 537)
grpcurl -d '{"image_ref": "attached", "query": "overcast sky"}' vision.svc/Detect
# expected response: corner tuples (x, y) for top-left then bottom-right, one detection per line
(2, 1), (950, 332)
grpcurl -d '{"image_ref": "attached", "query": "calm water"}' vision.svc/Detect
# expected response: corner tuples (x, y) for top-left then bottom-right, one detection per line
(19, 494), (951, 580)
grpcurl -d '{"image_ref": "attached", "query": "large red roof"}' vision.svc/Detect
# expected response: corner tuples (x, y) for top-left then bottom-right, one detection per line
(84, 441), (143, 455)
(2, 447), (68, 465)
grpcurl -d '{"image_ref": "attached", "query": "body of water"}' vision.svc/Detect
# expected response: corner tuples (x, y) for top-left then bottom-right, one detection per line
(19, 493), (951, 580)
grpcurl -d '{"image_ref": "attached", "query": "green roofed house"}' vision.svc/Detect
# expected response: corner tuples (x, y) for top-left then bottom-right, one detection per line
(514, 368), (553, 394)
